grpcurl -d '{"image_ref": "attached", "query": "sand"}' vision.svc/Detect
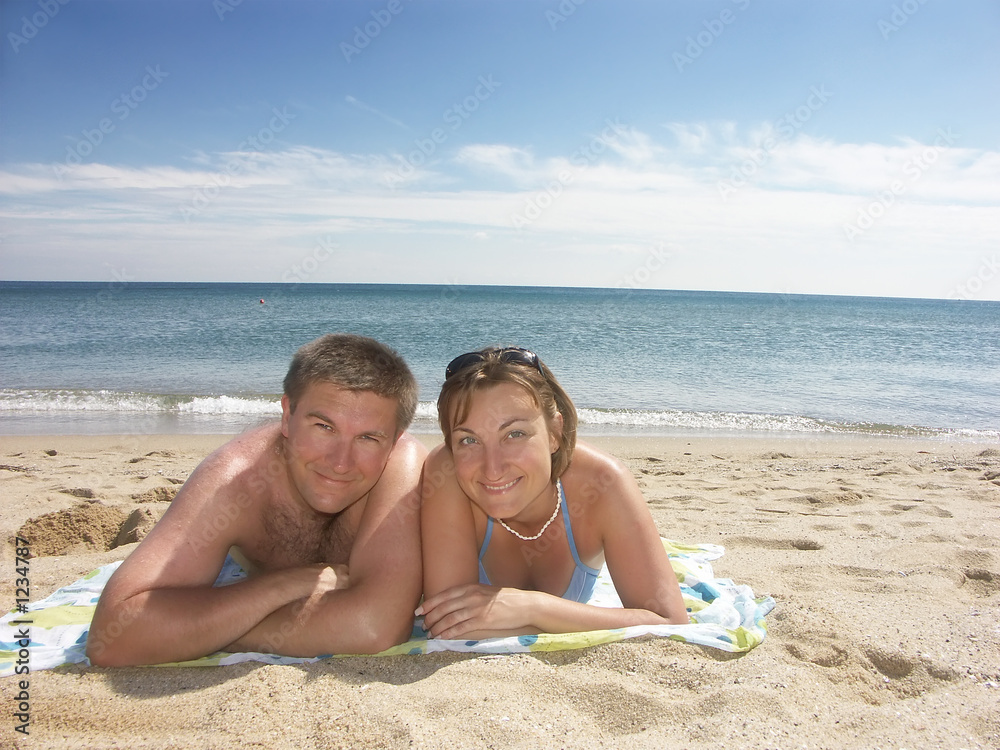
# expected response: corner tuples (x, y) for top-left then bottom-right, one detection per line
(1, 432), (998, 749)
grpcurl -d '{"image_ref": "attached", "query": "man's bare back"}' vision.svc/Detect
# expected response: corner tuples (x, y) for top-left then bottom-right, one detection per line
(86, 334), (426, 666)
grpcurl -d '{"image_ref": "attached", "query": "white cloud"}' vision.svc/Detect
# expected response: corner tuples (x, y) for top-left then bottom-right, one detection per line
(454, 144), (536, 184)
(1, 125), (998, 299)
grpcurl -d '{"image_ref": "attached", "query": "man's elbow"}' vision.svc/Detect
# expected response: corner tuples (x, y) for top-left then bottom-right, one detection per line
(86, 605), (150, 667)
(85, 632), (135, 668)
(350, 610), (414, 655)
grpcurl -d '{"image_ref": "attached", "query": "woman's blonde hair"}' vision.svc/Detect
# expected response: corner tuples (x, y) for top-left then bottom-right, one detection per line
(437, 348), (577, 480)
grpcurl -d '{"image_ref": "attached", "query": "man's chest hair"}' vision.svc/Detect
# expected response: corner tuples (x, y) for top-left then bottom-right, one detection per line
(253, 504), (357, 568)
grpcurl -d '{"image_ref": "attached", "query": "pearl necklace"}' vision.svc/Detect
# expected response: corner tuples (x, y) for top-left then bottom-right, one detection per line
(495, 480), (562, 541)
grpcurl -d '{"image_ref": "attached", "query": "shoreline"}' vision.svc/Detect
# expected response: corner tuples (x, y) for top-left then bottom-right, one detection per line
(1, 432), (998, 747)
(1, 428), (993, 454)
(2, 424), (997, 443)
(3, 393), (996, 444)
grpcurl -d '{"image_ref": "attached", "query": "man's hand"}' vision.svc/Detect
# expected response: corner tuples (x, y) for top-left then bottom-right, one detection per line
(288, 563), (350, 595)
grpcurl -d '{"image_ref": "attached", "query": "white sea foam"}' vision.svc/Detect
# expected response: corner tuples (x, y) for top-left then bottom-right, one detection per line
(413, 401), (439, 421)
(0, 389), (280, 416)
(176, 396), (281, 415)
(2, 390), (996, 441)
(576, 407), (834, 433)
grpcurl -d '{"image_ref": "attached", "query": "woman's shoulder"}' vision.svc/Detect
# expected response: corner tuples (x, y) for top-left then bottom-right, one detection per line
(422, 442), (459, 490)
(424, 441), (452, 468)
(562, 441), (632, 497)
(568, 440), (628, 475)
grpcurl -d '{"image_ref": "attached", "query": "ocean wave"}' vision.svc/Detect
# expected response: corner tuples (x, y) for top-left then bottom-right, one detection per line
(576, 407), (833, 433)
(0, 389), (281, 416)
(413, 401), (439, 421)
(176, 395), (282, 415)
(574, 407), (999, 440)
(1, 390), (996, 441)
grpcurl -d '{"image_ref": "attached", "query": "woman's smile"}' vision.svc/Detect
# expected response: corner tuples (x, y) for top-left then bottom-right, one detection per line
(451, 382), (560, 524)
(481, 477), (521, 493)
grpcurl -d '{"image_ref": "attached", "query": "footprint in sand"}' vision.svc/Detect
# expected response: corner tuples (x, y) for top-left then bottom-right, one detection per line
(727, 536), (824, 551)
(568, 684), (672, 736)
(810, 523), (844, 532)
(865, 647), (917, 679)
(862, 647), (959, 698)
(784, 638), (849, 668)
(961, 568), (999, 598)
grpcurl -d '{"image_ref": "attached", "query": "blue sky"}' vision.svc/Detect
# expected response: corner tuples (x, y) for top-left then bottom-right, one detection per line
(2, 0), (998, 300)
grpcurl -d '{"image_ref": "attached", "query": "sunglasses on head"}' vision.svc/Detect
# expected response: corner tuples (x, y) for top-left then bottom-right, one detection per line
(445, 347), (545, 380)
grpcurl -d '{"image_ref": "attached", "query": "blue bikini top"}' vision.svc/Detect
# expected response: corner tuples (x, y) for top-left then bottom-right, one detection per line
(478, 480), (600, 603)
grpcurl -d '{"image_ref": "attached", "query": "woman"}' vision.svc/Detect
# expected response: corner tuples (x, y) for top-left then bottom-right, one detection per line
(417, 347), (689, 639)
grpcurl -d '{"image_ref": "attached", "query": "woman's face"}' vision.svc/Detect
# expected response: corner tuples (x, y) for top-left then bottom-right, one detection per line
(449, 382), (561, 521)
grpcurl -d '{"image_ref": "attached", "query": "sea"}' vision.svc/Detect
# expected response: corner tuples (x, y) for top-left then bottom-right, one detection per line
(1, 281), (998, 442)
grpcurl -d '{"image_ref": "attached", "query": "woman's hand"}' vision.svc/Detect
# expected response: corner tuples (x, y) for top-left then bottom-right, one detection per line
(416, 584), (535, 639)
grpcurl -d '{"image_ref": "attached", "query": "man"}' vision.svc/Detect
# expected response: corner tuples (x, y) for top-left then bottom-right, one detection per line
(87, 334), (426, 666)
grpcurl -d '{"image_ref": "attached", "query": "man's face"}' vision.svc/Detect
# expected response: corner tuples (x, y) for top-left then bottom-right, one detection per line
(280, 381), (399, 516)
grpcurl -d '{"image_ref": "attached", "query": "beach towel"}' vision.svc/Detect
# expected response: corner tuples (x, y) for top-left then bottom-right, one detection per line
(0, 540), (774, 676)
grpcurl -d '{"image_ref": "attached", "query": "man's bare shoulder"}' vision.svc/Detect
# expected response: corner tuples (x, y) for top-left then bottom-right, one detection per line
(346, 431), (427, 550)
(357, 431), (427, 516)
(385, 431), (429, 470)
(150, 424), (284, 548)
(192, 423), (283, 481)
(173, 424), (286, 505)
